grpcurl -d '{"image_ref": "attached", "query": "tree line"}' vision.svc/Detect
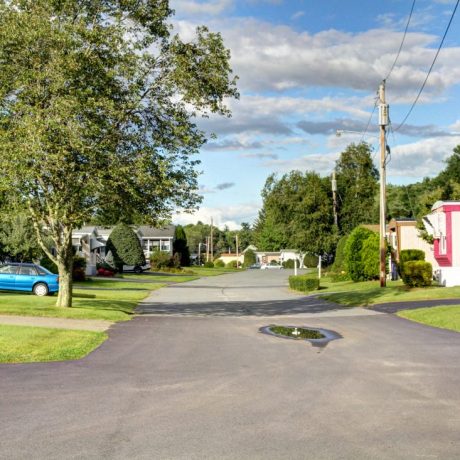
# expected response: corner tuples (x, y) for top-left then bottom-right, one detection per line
(252, 143), (460, 258)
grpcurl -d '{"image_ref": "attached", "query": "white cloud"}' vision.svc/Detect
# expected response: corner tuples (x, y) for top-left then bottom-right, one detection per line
(171, 0), (233, 17)
(174, 202), (261, 229)
(291, 11), (305, 20)
(387, 136), (460, 178)
(263, 152), (339, 176)
(174, 18), (460, 98)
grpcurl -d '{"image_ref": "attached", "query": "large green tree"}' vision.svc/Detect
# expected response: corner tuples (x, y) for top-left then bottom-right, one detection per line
(254, 171), (336, 255)
(335, 143), (379, 234)
(0, 1), (238, 306)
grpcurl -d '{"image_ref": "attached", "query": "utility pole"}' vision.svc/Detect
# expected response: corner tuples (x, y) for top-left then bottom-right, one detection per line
(235, 234), (239, 268)
(210, 218), (214, 262)
(331, 171), (338, 227)
(206, 236), (210, 262)
(378, 81), (389, 288)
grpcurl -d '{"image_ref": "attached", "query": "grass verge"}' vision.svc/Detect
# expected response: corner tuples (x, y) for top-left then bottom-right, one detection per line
(189, 267), (240, 277)
(0, 324), (107, 363)
(0, 284), (164, 321)
(397, 305), (460, 333)
(315, 278), (460, 306)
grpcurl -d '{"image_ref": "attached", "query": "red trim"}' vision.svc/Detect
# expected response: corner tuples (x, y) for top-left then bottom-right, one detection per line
(434, 210), (453, 267)
(439, 205), (460, 212)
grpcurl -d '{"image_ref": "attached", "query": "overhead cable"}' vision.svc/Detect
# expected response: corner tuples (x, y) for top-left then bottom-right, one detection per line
(394, 0), (460, 132)
(385, 0), (417, 81)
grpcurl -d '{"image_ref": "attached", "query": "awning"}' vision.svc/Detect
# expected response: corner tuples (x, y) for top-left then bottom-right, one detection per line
(90, 239), (106, 251)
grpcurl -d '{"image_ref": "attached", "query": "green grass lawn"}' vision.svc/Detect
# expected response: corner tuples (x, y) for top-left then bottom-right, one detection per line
(93, 274), (199, 285)
(0, 284), (164, 321)
(189, 267), (240, 276)
(0, 324), (107, 363)
(397, 306), (460, 333)
(315, 277), (460, 306)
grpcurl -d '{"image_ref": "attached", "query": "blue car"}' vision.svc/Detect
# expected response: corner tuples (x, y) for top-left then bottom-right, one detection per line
(0, 263), (59, 296)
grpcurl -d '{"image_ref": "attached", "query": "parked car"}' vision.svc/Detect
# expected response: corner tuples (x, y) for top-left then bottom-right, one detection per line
(248, 263), (261, 269)
(0, 263), (59, 296)
(122, 262), (151, 274)
(260, 263), (283, 270)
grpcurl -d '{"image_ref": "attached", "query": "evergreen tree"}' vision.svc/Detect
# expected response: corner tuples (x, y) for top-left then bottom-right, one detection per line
(173, 225), (190, 266)
(106, 224), (145, 273)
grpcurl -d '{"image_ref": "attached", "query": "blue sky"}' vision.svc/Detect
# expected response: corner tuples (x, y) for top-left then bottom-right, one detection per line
(171, 0), (460, 229)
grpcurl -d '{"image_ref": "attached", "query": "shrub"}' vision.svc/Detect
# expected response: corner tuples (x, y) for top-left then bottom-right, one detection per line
(303, 253), (317, 268)
(398, 249), (426, 284)
(361, 232), (380, 280)
(330, 235), (348, 273)
(283, 259), (295, 269)
(400, 260), (432, 287)
(400, 249), (425, 264)
(72, 255), (87, 281)
(203, 261), (214, 268)
(226, 260), (237, 268)
(106, 223), (145, 272)
(344, 226), (375, 282)
(214, 259), (225, 268)
(243, 249), (256, 267)
(289, 275), (320, 292)
(150, 251), (173, 270)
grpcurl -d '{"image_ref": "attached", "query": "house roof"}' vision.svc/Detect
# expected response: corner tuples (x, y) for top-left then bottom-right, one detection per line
(73, 226), (97, 236)
(138, 224), (175, 238)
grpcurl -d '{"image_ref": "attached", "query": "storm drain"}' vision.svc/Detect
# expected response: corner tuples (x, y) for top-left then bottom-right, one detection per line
(259, 325), (342, 349)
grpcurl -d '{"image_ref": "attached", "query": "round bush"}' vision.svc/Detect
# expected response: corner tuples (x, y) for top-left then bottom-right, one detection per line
(203, 261), (214, 268)
(282, 259), (295, 269)
(344, 226), (375, 282)
(226, 260), (237, 268)
(214, 259), (225, 268)
(303, 253), (318, 268)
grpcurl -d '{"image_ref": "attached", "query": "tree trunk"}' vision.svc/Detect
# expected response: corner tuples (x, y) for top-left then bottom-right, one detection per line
(55, 236), (74, 308)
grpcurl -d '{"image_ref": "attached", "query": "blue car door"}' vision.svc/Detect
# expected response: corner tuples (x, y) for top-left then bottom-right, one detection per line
(15, 265), (39, 291)
(0, 264), (17, 290)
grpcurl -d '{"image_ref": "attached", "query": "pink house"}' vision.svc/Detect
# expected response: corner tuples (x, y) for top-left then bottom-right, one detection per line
(423, 201), (460, 286)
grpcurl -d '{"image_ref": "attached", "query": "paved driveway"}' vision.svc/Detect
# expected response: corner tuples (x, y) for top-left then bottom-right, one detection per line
(1, 270), (460, 459)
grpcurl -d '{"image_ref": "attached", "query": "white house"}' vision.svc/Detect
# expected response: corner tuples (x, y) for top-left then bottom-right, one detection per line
(72, 224), (175, 275)
(423, 201), (460, 286)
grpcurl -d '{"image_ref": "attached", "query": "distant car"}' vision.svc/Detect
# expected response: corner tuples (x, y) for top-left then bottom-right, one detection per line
(248, 263), (261, 269)
(123, 262), (151, 274)
(260, 263), (283, 270)
(0, 263), (59, 296)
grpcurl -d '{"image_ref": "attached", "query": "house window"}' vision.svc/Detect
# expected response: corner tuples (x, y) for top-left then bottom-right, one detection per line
(161, 240), (170, 252)
(440, 234), (447, 255)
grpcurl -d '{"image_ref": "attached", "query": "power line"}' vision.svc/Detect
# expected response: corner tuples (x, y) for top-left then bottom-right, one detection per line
(385, 0), (417, 81)
(359, 97), (379, 142)
(394, 0), (460, 132)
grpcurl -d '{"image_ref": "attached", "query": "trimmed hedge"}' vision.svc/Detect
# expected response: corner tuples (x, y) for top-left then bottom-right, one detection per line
(289, 275), (320, 292)
(214, 259), (225, 268)
(226, 260), (237, 268)
(330, 235), (348, 273)
(400, 260), (432, 287)
(203, 261), (214, 268)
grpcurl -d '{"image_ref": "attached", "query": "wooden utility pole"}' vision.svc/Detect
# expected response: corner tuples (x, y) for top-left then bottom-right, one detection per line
(378, 81), (388, 288)
(331, 171), (338, 227)
(206, 236), (210, 262)
(235, 234), (239, 268)
(210, 218), (214, 262)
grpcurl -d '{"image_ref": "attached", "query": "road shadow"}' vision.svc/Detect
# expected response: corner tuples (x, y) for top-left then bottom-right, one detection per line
(137, 296), (346, 316)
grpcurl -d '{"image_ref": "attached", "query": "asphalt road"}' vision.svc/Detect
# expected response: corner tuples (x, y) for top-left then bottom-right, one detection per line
(1, 270), (460, 459)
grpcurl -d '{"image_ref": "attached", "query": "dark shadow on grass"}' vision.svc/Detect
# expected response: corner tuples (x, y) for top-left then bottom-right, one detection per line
(137, 296), (344, 317)
(71, 299), (135, 315)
